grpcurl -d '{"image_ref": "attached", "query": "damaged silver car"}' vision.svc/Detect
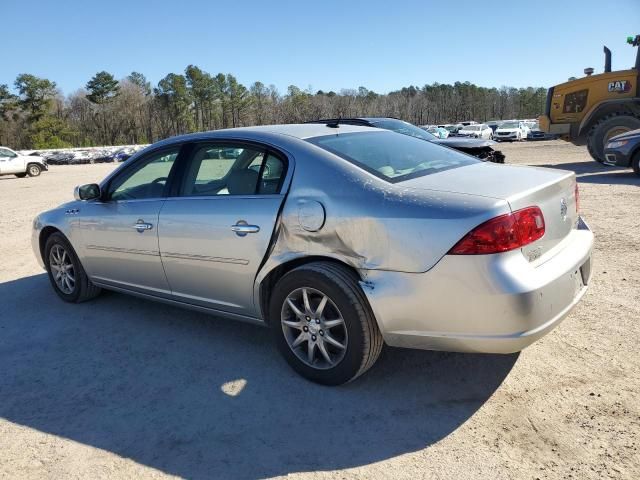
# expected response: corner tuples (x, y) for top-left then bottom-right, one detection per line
(32, 124), (594, 385)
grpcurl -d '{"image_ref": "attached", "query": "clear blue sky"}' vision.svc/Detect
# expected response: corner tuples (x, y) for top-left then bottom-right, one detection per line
(2, 0), (639, 95)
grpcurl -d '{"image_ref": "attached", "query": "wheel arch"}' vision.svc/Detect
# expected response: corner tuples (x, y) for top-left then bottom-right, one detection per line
(39, 226), (63, 263)
(579, 98), (640, 138)
(26, 161), (43, 170)
(258, 256), (363, 325)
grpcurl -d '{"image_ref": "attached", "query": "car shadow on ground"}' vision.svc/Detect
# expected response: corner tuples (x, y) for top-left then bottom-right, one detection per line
(0, 274), (518, 479)
(537, 161), (639, 186)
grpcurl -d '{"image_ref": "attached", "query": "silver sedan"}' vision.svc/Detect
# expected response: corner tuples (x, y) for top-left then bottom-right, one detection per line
(32, 124), (594, 385)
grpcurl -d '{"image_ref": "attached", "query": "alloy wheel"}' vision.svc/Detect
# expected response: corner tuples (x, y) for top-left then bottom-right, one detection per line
(29, 165), (40, 176)
(49, 244), (75, 294)
(281, 287), (348, 369)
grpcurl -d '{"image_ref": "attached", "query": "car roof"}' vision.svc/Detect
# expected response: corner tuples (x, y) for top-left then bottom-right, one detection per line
(158, 123), (378, 145)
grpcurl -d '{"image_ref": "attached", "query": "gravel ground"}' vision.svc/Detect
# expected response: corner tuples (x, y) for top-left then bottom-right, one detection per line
(0, 141), (638, 480)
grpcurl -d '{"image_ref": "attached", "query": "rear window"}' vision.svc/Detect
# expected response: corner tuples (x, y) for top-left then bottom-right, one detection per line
(307, 131), (478, 183)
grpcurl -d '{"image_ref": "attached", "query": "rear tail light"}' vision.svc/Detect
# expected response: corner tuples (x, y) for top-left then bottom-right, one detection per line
(575, 183), (580, 213)
(449, 206), (545, 255)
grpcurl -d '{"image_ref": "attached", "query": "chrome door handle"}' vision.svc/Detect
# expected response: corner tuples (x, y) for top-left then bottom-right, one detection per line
(132, 220), (153, 232)
(231, 222), (260, 236)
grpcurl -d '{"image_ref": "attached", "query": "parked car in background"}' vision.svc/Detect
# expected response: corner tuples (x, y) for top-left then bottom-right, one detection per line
(0, 147), (48, 177)
(424, 126), (450, 138)
(486, 121), (502, 133)
(307, 118), (505, 163)
(527, 122), (547, 140)
(442, 124), (462, 135)
(460, 120), (477, 126)
(603, 128), (640, 175)
(526, 122), (559, 141)
(32, 123), (593, 385)
(457, 124), (493, 139)
(495, 121), (529, 141)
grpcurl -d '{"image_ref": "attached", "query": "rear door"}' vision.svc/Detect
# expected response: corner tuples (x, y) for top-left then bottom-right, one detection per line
(158, 142), (290, 317)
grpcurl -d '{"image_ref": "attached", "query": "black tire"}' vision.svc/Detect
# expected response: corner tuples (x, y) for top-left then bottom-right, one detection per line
(44, 232), (101, 303)
(632, 151), (640, 177)
(27, 163), (42, 177)
(587, 114), (640, 163)
(15, 173), (27, 178)
(269, 262), (383, 385)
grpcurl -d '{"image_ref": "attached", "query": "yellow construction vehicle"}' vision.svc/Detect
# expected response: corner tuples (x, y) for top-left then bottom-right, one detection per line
(539, 35), (640, 162)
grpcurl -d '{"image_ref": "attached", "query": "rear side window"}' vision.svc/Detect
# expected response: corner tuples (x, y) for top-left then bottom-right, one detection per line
(180, 144), (286, 196)
(307, 131), (478, 183)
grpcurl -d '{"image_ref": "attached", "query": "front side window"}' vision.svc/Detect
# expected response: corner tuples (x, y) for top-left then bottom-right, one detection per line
(308, 131), (478, 183)
(109, 148), (179, 201)
(0, 148), (16, 158)
(180, 144), (286, 196)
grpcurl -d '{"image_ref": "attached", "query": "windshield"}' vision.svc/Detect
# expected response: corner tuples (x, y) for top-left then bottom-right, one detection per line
(307, 131), (478, 183)
(501, 122), (519, 129)
(444, 125), (458, 132)
(462, 125), (480, 131)
(368, 118), (437, 141)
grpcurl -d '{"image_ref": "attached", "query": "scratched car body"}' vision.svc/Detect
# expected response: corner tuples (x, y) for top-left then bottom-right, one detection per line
(32, 124), (594, 385)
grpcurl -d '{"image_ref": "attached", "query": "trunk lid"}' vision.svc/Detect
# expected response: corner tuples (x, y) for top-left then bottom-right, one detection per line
(401, 162), (578, 261)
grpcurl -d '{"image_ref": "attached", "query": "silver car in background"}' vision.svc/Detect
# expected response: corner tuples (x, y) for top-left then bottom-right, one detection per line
(32, 124), (594, 385)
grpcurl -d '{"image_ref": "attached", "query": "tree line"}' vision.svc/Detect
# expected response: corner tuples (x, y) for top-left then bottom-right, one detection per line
(0, 67), (547, 149)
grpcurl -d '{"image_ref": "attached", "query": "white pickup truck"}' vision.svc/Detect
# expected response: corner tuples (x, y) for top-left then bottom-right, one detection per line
(0, 147), (48, 178)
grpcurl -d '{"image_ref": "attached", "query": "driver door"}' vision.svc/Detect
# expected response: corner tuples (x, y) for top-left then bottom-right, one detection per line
(0, 148), (23, 174)
(77, 146), (181, 296)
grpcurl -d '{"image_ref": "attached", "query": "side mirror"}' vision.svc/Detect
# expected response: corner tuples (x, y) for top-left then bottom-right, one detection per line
(74, 183), (101, 201)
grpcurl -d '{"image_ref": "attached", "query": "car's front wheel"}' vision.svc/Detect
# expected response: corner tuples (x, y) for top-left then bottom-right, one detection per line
(270, 262), (383, 385)
(45, 232), (101, 303)
(27, 163), (42, 177)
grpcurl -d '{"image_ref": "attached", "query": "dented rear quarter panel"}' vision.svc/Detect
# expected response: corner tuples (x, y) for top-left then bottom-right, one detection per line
(255, 135), (511, 285)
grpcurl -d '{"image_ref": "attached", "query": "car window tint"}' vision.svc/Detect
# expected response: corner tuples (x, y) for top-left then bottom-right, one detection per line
(181, 145), (264, 196)
(307, 131), (478, 183)
(257, 154), (285, 194)
(0, 148), (15, 157)
(110, 148), (179, 201)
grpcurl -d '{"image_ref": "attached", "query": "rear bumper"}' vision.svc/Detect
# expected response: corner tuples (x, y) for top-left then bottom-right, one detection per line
(360, 219), (594, 354)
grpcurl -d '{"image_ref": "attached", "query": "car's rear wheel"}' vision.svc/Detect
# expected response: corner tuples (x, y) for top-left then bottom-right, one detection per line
(270, 262), (383, 385)
(45, 232), (101, 303)
(27, 163), (42, 177)
(15, 173), (27, 178)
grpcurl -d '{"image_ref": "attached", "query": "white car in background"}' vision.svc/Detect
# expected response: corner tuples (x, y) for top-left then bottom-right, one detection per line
(494, 121), (529, 142)
(457, 124), (493, 139)
(0, 147), (48, 178)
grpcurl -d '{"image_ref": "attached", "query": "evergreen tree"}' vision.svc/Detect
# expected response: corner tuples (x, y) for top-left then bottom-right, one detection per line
(127, 72), (151, 96)
(86, 71), (119, 104)
(14, 74), (57, 122)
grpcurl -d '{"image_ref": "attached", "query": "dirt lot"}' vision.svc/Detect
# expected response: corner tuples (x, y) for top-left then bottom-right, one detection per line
(1, 140), (638, 480)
